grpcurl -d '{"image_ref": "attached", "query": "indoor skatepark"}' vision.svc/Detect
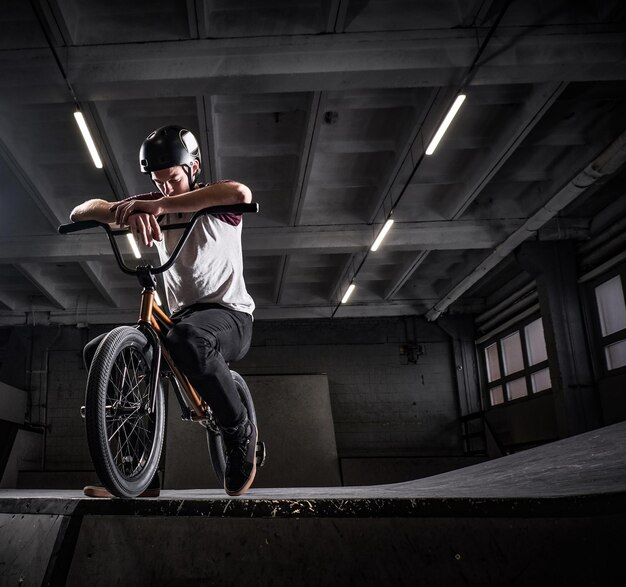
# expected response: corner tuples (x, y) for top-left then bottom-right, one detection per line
(1, 1), (626, 586)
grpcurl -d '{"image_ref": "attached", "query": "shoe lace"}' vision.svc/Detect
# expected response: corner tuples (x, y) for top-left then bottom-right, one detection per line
(225, 436), (251, 476)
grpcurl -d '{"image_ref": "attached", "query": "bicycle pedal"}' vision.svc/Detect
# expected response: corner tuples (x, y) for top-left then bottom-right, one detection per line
(256, 441), (267, 468)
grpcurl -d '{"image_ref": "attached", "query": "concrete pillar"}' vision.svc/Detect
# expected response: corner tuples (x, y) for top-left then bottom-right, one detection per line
(438, 316), (481, 417)
(438, 316), (504, 457)
(516, 241), (599, 437)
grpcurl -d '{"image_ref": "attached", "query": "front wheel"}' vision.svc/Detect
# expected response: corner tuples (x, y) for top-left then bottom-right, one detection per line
(85, 326), (165, 498)
(206, 371), (257, 486)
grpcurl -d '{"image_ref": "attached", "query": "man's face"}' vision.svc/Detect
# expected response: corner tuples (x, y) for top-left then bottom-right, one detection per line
(151, 166), (191, 197)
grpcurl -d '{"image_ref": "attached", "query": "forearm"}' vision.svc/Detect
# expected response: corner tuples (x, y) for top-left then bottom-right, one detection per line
(70, 199), (116, 223)
(160, 181), (252, 215)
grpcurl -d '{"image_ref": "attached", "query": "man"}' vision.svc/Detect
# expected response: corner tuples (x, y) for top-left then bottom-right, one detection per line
(70, 125), (257, 497)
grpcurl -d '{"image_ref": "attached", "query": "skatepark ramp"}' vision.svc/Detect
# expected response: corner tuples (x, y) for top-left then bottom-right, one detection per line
(1, 422), (625, 586)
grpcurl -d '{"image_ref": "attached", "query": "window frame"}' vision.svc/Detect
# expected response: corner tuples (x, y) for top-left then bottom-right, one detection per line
(479, 313), (552, 408)
(584, 264), (626, 377)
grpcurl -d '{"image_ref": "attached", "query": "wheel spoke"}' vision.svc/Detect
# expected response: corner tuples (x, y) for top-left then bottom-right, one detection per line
(103, 344), (157, 479)
(107, 405), (141, 443)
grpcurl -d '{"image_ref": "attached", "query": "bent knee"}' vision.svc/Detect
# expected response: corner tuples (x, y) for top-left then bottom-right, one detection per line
(166, 323), (218, 370)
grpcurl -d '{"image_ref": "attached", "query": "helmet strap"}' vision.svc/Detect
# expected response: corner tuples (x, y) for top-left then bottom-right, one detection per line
(182, 163), (200, 190)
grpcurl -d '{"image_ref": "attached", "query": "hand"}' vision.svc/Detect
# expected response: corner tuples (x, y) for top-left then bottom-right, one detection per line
(127, 213), (163, 247)
(110, 198), (165, 226)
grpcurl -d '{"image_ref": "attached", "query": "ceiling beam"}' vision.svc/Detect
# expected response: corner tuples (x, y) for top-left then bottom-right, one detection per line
(79, 261), (120, 308)
(0, 97), (129, 308)
(289, 91), (326, 226)
(441, 82), (568, 220)
(326, 0), (349, 33)
(0, 300), (426, 325)
(0, 134), (61, 230)
(83, 101), (129, 199)
(17, 263), (73, 310)
(8, 26), (620, 106)
(197, 95), (219, 183)
(425, 128), (626, 321)
(385, 81), (568, 300)
(384, 252), (430, 300)
(0, 28), (605, 101)
(32, 0), (72, 45)
(0, 291), (18, 311)
(366, 87), (457, 224)
(273, 255), (290, 304)
(327, 87), (453, 310)
(0, 233), (133, 261)
(275, 91), (326, 303)
(0, 218), (584, 262)
(1, 218), (589, 262)
(328, 251), (365, 306)
(185, 0), (200, 38)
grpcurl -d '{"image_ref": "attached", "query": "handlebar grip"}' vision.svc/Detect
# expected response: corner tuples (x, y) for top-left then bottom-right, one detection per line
(58, 220), (105, 234)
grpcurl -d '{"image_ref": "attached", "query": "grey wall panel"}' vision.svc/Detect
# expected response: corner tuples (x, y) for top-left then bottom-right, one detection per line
(164, 374), (340, 489)
(1, 429), (42, 489)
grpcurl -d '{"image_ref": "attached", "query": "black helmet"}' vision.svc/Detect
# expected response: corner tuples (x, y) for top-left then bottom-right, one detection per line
(139, 125), (201, 174)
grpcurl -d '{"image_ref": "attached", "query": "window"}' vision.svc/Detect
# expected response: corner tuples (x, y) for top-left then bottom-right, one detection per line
(594, 274), (626, 371)
(482, 317), (552, 406)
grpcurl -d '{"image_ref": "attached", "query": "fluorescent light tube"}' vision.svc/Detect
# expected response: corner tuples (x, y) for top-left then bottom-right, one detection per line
(371, 218), (395, 252)
(126, 233), (142, 259)
(74, 111), (103, 168)
(425, 94), (466, 156)
(341, 283), (356, 304)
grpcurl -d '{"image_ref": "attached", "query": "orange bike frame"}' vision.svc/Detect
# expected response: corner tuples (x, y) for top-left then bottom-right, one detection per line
(138, 289), (208, 420)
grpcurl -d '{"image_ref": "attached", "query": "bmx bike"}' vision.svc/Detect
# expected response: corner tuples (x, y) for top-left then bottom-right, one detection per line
(58, 203), (265, 497)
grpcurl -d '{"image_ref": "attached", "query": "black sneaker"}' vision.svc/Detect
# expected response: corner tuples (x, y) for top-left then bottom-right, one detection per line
(222, 419), (257, 496)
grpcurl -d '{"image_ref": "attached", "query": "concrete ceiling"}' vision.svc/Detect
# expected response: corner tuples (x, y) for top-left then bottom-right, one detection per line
(0, 0), (625, 324)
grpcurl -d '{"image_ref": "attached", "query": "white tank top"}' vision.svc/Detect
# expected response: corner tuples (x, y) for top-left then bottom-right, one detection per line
(154, 211), (255, 316)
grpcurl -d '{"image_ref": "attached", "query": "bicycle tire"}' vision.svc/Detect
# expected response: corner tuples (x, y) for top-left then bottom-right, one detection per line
(85, 326), (165, 498)
(206, 371), (257, 486)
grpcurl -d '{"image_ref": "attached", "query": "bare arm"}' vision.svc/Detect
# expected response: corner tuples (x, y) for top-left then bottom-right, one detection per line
(161, 181), (252, 214)
(111, 181), (252, 225)
(70, 198), (162, 247)
(69, 199), (117, 223)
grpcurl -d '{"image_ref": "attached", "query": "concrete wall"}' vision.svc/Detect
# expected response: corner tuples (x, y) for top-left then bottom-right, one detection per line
(164, 374), (341, 488)
(0, 381), (27, 425)
(0, 316), (464, 487)
(0, 428), (42, 489)
(237, 317), (462, 458)
(0, 324), (109, 478)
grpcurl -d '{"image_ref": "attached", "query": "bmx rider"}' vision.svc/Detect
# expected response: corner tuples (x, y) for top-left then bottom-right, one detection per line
(70, 125), (257, 497)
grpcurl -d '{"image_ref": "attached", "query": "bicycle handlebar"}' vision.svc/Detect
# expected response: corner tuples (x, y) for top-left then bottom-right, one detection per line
(58, 219), (102, 234)
(57, 202), (259, 277)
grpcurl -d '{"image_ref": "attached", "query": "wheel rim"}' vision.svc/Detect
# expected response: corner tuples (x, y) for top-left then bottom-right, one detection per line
(104, 345), (156, 479)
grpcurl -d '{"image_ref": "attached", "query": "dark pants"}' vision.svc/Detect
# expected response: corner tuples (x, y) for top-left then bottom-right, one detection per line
(83, 303), (253, 429)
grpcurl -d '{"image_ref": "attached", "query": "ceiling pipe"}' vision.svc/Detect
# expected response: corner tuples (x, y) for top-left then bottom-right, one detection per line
(578, 214), (626, 255)
(426, 129), (626, 322)
(478, 291), (539, 336)
(475, 280), (536, 326)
